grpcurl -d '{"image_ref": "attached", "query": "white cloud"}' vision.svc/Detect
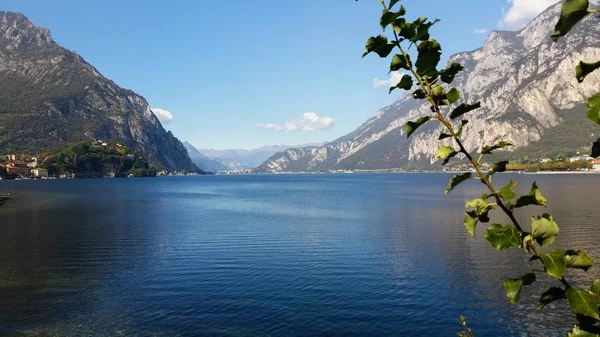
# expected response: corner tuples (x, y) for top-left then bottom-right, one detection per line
(474, 28), (488, 34)
(500, 0), (560, 29)
(151, 108), (174, 124)
(256, 112), (334, 132)
(373, 71), (404, 88)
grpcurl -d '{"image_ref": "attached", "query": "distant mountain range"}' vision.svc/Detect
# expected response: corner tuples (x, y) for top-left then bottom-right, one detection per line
(189, 143), (325, 170)
(256, 1), (600, 173)
(183, 142), (230, 172)
(0, 12), (200, 172)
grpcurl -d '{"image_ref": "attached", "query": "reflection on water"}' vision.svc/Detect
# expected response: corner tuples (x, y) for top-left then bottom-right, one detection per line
(1, 174), (599, 336)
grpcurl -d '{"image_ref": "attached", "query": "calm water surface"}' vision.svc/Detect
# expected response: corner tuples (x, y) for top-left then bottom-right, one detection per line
(1, 174), (599, 336)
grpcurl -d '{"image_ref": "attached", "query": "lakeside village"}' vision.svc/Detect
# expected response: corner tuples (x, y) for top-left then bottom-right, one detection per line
(444, 154), (600, 173)
(0, 140), (179, 180)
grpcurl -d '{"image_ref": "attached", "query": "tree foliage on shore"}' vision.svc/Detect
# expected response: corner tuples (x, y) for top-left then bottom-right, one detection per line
(361, 0), (600, 335)
(39, 141), (156, 178)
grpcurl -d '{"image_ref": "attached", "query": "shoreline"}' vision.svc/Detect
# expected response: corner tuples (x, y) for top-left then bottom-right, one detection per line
(522, 171), (600, 175)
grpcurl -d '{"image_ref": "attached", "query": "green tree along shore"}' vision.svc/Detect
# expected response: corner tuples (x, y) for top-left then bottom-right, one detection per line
(1, 141), (157, 178)
(41, 141), (157, 178)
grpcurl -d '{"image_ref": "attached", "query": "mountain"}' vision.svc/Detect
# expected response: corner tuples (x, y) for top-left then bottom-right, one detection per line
(199, 143), (325, 169)
(0, 12), (200, 172)
(183, 142), (230, 172)
(255, 2), (600, 173)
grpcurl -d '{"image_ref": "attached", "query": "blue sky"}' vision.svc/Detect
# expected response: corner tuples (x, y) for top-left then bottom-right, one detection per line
(3, 0), (559, 149)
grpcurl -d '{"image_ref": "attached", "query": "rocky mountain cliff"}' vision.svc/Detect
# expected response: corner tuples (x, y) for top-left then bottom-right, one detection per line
(256, 2), (600, 173)
(0, 12), (200, 172)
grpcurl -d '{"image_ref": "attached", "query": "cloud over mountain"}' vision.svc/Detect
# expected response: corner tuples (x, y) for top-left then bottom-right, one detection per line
(151, 108), (174, 124)
(256, 112), (334, 132)
(501, 0), (560, 29)
(373, 71), (404, 88)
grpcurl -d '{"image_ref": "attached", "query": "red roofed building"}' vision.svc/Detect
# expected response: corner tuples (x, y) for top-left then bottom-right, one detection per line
(5, 161), (31, 176)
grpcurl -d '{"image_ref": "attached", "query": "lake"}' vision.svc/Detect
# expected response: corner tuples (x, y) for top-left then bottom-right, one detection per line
(1, 174), (599, 336)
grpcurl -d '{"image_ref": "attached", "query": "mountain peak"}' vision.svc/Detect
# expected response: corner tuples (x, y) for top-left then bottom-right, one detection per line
(256, 1), (600, 172)
(0, 12), (200, 172)
(0, 11), (53, 50)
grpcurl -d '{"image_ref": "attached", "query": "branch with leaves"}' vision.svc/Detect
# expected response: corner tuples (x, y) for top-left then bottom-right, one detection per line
(361, 0), (600, 336)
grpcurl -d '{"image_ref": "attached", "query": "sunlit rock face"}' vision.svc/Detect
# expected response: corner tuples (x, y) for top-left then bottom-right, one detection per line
(0, 12), (200, 172)
(256, 2), (600, 172)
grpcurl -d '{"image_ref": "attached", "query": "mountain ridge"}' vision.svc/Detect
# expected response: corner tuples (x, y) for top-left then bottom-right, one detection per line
(0, 11), (200, 172)
(255, 1), (600, 173)
(198, 143), (326, 169)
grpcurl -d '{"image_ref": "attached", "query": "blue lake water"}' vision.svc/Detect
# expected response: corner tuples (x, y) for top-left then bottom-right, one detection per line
(1, 174), (599, 336)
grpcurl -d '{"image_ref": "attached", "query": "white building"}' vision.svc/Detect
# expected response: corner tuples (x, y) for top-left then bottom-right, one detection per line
(31, 168), (48, 177)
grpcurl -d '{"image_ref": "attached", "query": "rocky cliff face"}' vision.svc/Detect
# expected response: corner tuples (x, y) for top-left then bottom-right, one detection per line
(0, 12), (200, 172)
(256, 1), (600, 173)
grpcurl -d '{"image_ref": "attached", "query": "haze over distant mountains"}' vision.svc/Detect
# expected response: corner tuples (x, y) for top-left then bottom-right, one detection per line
(183, 142), (230, 172)
(0, 12), (199, 172)
(256, 1), (600, 173)
(189, 143), (325, 170)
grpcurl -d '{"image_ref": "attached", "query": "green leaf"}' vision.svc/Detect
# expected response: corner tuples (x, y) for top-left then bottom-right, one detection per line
(436, 146), (456, 159)
(504, 273), (536, 305)
(568, 326), (600, 337)
(390, 54), (411, 72)
(380, 10), (400, 30)
(449, 102), (481, 119)
(436, 146), (457, 165)
(465, 199), (493, 213)
(412, 89), (426, 99)
(439, 133), (451, 140)
(503, 279), (524, 305)
(388, 0), (403, 11)
(537, 287), (567, 310)
(411, 18), (440, 42)
(389, 75), (414, 93)
(489, 161), (509, 178)
(576, 60), (600, 83)
(484, 224), (523, 251)
(586, 93), (600, 125)
(431, 84), (449, 106)
(445, 172), (472, 195)
(592, 280), (600, 295)
(463, 199), (495, 238)
(393, 18), (415, 40)
(481, 141), (512, 155)
(415, 38), (441, 77)
(552, 0), (590, 42)
(515, 182), (547, 208)
(540, 250), (567, 280)
(455, 120), (468, 138)
(363, 35), (395, 58)
(464, 212), (478, 238)
(530, 214), (559, 248)
(566, 288), (600, 319)
(439, 63), (464, 84)
(497, 180), (517, 201)
(592, 139), (600, 158)
(447, 88), (460, 104)
(566, 250), (594, 271)
(405, 116), (432, 138)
